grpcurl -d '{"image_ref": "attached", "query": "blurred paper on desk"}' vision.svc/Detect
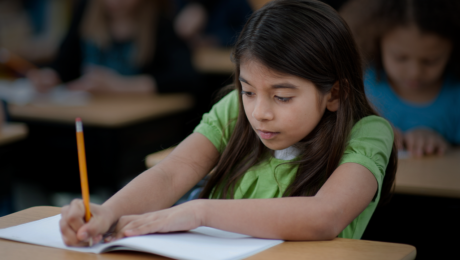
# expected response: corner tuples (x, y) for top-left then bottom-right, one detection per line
(0, 79), (90, 106)
(398, 150), (410, 159)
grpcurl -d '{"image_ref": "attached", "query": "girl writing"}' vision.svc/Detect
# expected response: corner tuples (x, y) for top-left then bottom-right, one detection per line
(60, 0), (396, 245)
(341, 0), (460, 157)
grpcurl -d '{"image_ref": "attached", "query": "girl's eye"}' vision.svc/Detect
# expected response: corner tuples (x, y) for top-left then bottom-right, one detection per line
(241, 91), (254, 97)
(276, 96), (292, 102)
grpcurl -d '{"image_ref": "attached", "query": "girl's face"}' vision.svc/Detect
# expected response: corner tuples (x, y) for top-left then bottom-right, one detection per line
(381, 26), (452, 92)
(239, 60), (332, 151)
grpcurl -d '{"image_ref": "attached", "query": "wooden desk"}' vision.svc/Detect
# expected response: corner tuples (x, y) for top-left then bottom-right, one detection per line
(192, 48), (234, 74)
(8, 93), (194, 128)
(190, 1), (274, 75)
(0, 123), (27, 146)
(0, 207), (416, 260)
(395, 148), (460, 198)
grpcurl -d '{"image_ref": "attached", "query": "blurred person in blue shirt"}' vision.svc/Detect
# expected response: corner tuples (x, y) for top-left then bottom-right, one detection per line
(341, 0), (460, 157)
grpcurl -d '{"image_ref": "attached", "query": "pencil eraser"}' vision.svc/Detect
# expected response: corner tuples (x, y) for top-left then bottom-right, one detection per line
(76, 117), (81, 122)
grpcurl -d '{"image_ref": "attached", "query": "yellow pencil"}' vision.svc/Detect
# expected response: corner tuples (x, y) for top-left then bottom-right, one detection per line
(75, 118), (92, 246)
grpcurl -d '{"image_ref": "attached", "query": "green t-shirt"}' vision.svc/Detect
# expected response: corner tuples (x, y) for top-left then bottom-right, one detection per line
(193, 90), (394, 239)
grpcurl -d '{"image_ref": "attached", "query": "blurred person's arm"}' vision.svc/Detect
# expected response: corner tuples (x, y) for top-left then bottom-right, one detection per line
(27, 68), (61, 92)
(67, 67), (156, 94)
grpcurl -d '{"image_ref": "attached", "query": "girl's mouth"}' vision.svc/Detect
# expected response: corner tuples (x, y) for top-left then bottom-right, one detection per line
(257, 129), (280, 140)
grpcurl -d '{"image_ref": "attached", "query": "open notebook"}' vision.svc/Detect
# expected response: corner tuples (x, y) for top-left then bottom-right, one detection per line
(0, 215), (283, 260)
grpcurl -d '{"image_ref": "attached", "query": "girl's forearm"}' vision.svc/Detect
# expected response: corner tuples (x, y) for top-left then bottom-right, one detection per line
(197, 163), (376, 241)
(102, 164), (179, 221)
(198, 197), (339, 240)
(103, 133), (219, 222)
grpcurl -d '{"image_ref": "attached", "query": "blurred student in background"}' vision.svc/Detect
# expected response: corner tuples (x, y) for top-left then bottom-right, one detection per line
(28, 0), (201, 94)
(0, 0), (71, 66)
(341, 0), (460, 157)
(173, 0), (253, 49)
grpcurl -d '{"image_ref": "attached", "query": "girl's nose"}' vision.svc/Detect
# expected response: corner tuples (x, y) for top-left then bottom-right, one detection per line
(407, 61), (422, 79)
(252, 98), (274, 121)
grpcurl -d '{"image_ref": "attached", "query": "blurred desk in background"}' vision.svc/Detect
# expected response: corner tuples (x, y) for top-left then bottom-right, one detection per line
(0, 206), (416, 260)
(8, 93), (193, 128)
(145, 146), (175, 168)
(192, 48), (233, 75)
(7, 94), (195, 194)
(395, 148), (460, 198)
(147, 147), (460, 199)
(0, 123), (27, 146)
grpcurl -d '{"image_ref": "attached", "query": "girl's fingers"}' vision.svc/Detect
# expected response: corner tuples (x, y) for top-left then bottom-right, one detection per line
(124, 221), (162, 237)
(65, 200), (86, 237)
(113, 215), (160, 240)
(59, 219), (87, 246)
(91, 234), (103, 245)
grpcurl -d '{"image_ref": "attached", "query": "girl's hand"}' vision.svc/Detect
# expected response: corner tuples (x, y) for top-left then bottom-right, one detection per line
(403, 128), (449, 157)
(59, 199), (117, 247)
(108, 200), (204, 241)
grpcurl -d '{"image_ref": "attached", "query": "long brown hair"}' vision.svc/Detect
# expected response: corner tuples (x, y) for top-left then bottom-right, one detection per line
(200, 0), (397, 205)
(80, 0), (169, 66)
(340, 0), (460, 78)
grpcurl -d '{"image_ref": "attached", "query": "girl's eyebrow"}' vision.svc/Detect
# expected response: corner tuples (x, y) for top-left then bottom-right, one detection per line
(272, 83), (298, 89)
(239, 76), (250, 85)
(239, 76), (298, 89)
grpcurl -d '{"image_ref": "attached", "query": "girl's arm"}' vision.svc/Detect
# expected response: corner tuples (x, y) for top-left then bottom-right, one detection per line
(112, 151), (378, 241)
(200, 162), (377, 240)
(60, 133), (219, 246)
(104, 133), (219, 218)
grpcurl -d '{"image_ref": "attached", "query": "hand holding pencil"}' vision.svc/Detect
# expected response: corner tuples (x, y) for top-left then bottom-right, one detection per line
(59, 118), (117, 247)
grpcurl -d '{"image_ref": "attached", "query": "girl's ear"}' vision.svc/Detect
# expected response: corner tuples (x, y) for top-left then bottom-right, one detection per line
(326, 81), (340, 112)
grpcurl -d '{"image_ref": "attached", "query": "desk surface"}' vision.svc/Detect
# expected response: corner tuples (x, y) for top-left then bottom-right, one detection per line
(395, 148), (460, 198)
(192, 48), (234, 74)
(0, 123), (28, 146)
(9, 93), (194, 128)
(0, 207), (416, 260)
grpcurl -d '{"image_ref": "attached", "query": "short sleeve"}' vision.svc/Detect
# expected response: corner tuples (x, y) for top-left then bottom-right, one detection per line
(193, 90), (239, 153)
(339, 116), (394, 202)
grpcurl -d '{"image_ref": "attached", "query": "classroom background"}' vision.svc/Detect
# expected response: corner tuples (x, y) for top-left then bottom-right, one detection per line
(0, 0), (458, 259)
